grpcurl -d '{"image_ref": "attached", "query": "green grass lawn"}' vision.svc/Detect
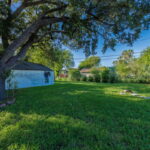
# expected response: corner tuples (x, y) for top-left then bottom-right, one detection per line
(0, 82), (150, 150)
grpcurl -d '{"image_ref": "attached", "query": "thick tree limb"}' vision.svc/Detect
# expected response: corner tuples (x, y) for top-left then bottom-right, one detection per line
(51, 30), (68, 33)
(26, 0), (62, 7)
(1, 0), (68, 65)
(0, 16), (69, 65)
(12, 4), (25, 19)
(40, 4), (68, 18)
(2, 27), (69, 72)
(1, 34), (9, 50)
(3, 38), (35, 72)
(12, 0), (65, 18)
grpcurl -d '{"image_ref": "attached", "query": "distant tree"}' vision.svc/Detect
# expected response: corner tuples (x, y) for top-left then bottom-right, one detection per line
(138, 47), (150, 66)
(26, 43), (74, 76)
(62, 50), (75, 70)
(113, 50), (134, 81)
(79, 56), (100, 70)
(0, 0), (150, 100)
(137, 47), (150, 83)
(113, 48), (150, 83)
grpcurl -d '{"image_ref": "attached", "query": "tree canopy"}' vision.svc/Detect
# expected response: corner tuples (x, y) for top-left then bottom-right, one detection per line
(79, 56), (100, 70)
(0, 0), (150, 74)
(0, 0), (150, 100)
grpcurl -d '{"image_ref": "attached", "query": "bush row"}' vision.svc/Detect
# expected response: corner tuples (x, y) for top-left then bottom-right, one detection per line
(66, 67), (118, 83)
(80, 75), (117, 83)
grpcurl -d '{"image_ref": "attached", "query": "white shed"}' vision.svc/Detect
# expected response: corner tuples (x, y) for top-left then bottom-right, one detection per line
(5, 61), (54, 89)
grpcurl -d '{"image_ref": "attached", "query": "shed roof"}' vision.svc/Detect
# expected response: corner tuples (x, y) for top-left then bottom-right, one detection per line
(12, 61), (53, 71)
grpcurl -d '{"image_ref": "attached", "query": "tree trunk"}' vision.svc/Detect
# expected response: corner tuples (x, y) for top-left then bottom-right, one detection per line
(0, 76), (6, 101)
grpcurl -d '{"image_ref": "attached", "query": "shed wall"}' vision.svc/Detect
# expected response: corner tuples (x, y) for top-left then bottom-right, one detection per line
(5, 70), (54, 89)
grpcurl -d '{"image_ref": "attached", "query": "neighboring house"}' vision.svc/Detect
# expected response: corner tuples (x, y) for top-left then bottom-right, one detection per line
(59, 69), (68, 78)
(6, 61), (54, 89)
(80, 68), (92, 77)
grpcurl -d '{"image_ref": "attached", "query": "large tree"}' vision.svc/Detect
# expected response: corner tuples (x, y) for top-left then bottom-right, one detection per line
(0, 0), (150, 100)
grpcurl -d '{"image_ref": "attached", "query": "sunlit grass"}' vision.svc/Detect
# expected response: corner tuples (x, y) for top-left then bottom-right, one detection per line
(0, 82), (150, 150)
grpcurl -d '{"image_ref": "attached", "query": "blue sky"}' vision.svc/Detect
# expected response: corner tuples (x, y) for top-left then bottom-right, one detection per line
(72, 29), (150, 68)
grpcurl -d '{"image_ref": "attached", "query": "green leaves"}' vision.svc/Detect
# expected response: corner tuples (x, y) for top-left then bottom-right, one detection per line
(79, 56), (100, 70)
(26, 43), (74, 76)
(114, 47), (150, 83)
(68, 68), (81, 81)
(0, 0), (150, 72)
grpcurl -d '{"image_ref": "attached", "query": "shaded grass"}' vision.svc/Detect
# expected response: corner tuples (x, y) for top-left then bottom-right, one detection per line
(0, 82), (150, 150)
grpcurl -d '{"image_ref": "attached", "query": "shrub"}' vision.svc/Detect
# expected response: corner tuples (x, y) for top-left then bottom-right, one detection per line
(99, 67), (109, 83)
(80, 76), (87, 81)
(68, 69), (81, 81)
(91, 68), (100, 82)
(109, 75), (117, 83)
(94, 74), (101, 82)
(91, 67), (118, 83)
(87, 76), (94, 82)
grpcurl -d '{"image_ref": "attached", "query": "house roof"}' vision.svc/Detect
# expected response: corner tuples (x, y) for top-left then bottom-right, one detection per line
(12, 61), (53, 71)
(80, 68), (91, 73)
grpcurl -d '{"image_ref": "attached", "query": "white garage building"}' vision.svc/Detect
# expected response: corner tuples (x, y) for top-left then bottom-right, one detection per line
(6, 61), (54, 89)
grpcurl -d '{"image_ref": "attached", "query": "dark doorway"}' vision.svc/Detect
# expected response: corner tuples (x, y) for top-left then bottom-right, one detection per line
(44, 72), (51, 83)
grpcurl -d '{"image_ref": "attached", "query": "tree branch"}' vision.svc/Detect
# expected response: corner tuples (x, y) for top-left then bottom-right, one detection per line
(51, 30), (68, 33)
(26, 0), (62, 7)
(4, 35), (36, 71)
(0, 16), (69, 65)
(40, 4), (68, 18)
(2, 27), (69, 72)
(8, 0), (12, 6)
(1, 33), (9, 50)
(3, 28), (68, 71)
(12, 0), (65, 19)
(87, 12), (115, 26)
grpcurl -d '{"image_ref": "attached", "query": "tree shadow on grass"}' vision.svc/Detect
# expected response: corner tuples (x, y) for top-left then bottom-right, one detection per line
(1, 114), (109, 150)
(1, 82), (150, 150)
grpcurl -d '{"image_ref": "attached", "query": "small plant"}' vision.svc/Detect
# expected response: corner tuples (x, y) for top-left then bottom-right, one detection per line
(87, 76), (94, 82)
